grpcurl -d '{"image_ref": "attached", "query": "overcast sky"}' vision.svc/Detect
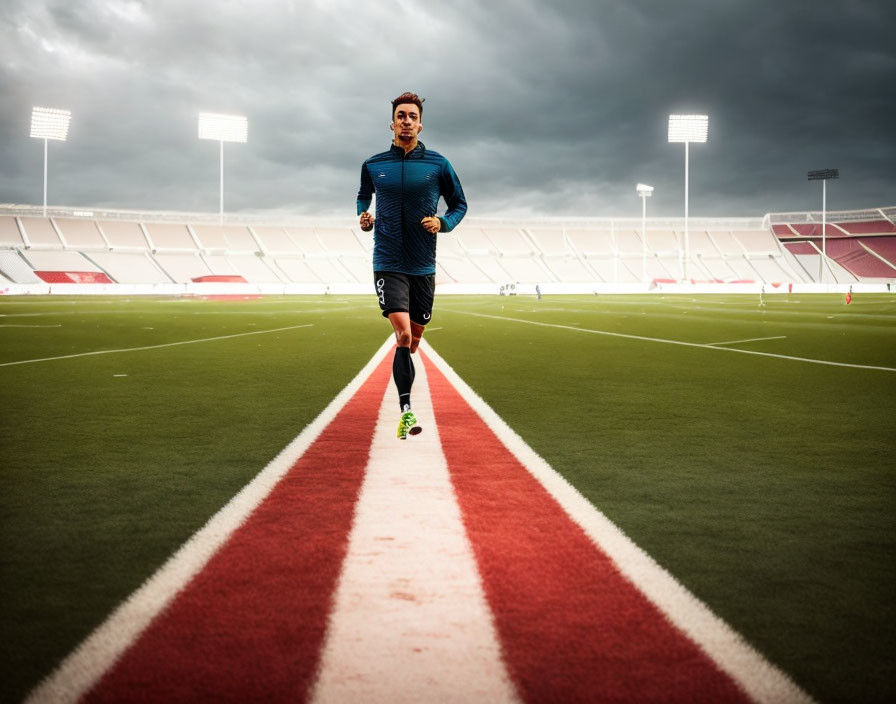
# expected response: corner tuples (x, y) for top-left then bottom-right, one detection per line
(1, 0), (894, 219)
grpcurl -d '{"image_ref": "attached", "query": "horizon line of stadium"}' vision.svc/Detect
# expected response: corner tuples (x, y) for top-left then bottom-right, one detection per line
(1, 202), (894, 297)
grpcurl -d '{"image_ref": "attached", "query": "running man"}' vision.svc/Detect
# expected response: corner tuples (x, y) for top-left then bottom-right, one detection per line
(357, 92), (467, 439)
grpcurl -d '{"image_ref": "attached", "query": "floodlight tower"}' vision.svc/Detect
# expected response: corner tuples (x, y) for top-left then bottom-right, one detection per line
(30, 107), (72, 216)
(668, 114), (708, 282)
(807, 168), (839, 283)
(198, 112), (248, 223)
(636, 183), (654, 282)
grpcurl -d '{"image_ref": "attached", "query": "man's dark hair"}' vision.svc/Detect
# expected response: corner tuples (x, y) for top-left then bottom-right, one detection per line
(392, 92), (424, 119)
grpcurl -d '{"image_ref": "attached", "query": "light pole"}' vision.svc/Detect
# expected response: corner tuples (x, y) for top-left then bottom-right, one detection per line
(808, 168), (839, 283)
(30, 107), (71, 216)
(668, 114), (708, 282)
(198, 112), (248, 224)
(636, 183), (654, 283)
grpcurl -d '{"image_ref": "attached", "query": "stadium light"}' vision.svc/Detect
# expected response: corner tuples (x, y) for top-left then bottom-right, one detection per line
(198, 112), (248, 223)
(668, 114), (708, 282)
(636, 184), (654, 283)
(30, 107), (72, 217)
(808, 168), (839, 283)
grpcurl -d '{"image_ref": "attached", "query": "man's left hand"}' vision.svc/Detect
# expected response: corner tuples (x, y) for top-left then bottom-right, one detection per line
(421, 216), (441, 234)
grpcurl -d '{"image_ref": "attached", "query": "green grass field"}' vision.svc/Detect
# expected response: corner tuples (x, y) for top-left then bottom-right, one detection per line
(2, 293), (895, 703)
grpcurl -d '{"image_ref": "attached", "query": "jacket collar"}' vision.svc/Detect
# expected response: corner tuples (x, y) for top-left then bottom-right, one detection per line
(390, 141), (426, 158)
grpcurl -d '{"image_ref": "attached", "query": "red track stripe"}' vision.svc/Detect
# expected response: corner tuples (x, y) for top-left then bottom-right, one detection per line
(84, 354), (391, 704)
(422, 350), (750, 703)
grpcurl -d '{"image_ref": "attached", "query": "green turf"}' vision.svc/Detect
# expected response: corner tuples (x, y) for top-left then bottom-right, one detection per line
(0, 295), (386, 703)
(433, 294), (896, 704)
(1, 293), (894, 703)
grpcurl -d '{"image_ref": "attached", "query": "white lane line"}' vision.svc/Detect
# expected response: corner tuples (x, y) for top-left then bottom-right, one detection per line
(442, 309), (896, 373)
(422, 342), (815, 704)
(24, 338), (396, 704)
(311, 351), (519, 704)
(705, 336), (787, 347)
(0, 324), (314, 367)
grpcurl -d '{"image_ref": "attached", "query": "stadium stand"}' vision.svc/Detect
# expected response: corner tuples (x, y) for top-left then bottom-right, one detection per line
(316, 227), (368, 256)
(1, 205), (892, 293)
(816, 239), (896, 278)
(90, 252), (170, 284)
(274, 257), (325, 284)
(482, 228), (535, 256)
(436, 256), (496, 284)
(54, 218), (107, 250)
(566, 229), (613, 258)
(768, 207), (896, 283)
(0, 248), (43, 283)
(99, 220), (150, 250)
(18, 217), (64, 248)
(152, 253), (211, 283)
(221, 254), (284, 284)
(839, 220), (896, 235)
(251, 225), (296, 254)
(0, 215), (26, 247)
(192, 225), (260, 254)
(144, 223), (197, 252)
(285, 227), (328, 255)
(21, 249), (105, 274)
(525, 227), (595, 282)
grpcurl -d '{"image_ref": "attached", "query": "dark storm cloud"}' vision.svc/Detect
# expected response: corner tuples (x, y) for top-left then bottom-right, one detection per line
(1, 0), (893, 218)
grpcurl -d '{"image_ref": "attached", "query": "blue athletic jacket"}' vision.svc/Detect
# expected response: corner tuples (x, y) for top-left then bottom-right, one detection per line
(357, 142), (467, 276)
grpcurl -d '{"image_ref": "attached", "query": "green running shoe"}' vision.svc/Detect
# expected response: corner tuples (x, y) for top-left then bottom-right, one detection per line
(397, 410), (417, 440)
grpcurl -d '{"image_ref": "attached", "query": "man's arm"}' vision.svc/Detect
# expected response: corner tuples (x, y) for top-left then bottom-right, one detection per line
(357, 162), (374, 216)
(436, 160), (467, 233)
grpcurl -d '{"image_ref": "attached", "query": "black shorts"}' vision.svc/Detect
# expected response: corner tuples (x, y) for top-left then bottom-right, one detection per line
(374, 271), (435, 326)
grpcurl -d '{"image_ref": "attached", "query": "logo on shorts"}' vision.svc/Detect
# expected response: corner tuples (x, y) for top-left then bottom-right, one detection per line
(377, 172), (386, 178)
(423, 312), (431, 320)
(376, 277), (385, 305)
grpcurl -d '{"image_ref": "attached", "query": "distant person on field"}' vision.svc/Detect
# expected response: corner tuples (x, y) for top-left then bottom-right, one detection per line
(357, 91), (467, 439)
(845, 285), (852, 305)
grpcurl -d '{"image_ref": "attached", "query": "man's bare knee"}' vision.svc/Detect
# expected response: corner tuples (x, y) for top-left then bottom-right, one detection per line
(395, 329), (412, 347)
(410, 321), (425, 353)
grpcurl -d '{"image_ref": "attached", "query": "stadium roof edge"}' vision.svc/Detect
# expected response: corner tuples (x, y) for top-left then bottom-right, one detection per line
(1, 203), (893, 230)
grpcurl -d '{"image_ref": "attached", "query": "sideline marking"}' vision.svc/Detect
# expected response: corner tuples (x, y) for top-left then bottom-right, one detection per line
(0, 324), (314, 367)
(706, 335), (787, 347)
(0, 324), (62, 328)
(443, 309), (896, 372)
(24, 338), (395, 704)
(422, 341), (815, 704)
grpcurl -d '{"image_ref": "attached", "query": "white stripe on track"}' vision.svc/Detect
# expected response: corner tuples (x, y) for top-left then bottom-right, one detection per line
(24, 338), (396, 704)
(0, 324), (314, 367)
(310, 351), (520, 704)
(422, 341), (815, 704)
(444, 309), (896, 372)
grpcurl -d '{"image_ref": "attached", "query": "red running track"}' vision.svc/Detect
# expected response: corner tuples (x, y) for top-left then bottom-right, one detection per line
(82, 346), (752, 703)
(422, 350), (750, 703)
(84, 353), (392, 703)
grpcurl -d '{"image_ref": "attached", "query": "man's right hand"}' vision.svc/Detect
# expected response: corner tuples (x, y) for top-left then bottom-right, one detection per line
(360, 211), (374, 232)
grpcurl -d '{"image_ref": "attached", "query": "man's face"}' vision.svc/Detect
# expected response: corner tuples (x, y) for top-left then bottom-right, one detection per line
(391, 103), (422, 143)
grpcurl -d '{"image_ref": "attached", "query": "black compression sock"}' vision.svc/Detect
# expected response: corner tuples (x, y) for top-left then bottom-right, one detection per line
(393, 346), (415, 410)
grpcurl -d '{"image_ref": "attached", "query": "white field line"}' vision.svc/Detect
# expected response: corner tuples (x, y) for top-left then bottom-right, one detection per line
(0, 324), (62, 328)
(24, 337), (396, 704)
(422, 340), (816, 704)
(443, 309), (896, 372)
(705, 336), (787, 347)
(0, 324), (314, 367)
(311, 353), (519, 704)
